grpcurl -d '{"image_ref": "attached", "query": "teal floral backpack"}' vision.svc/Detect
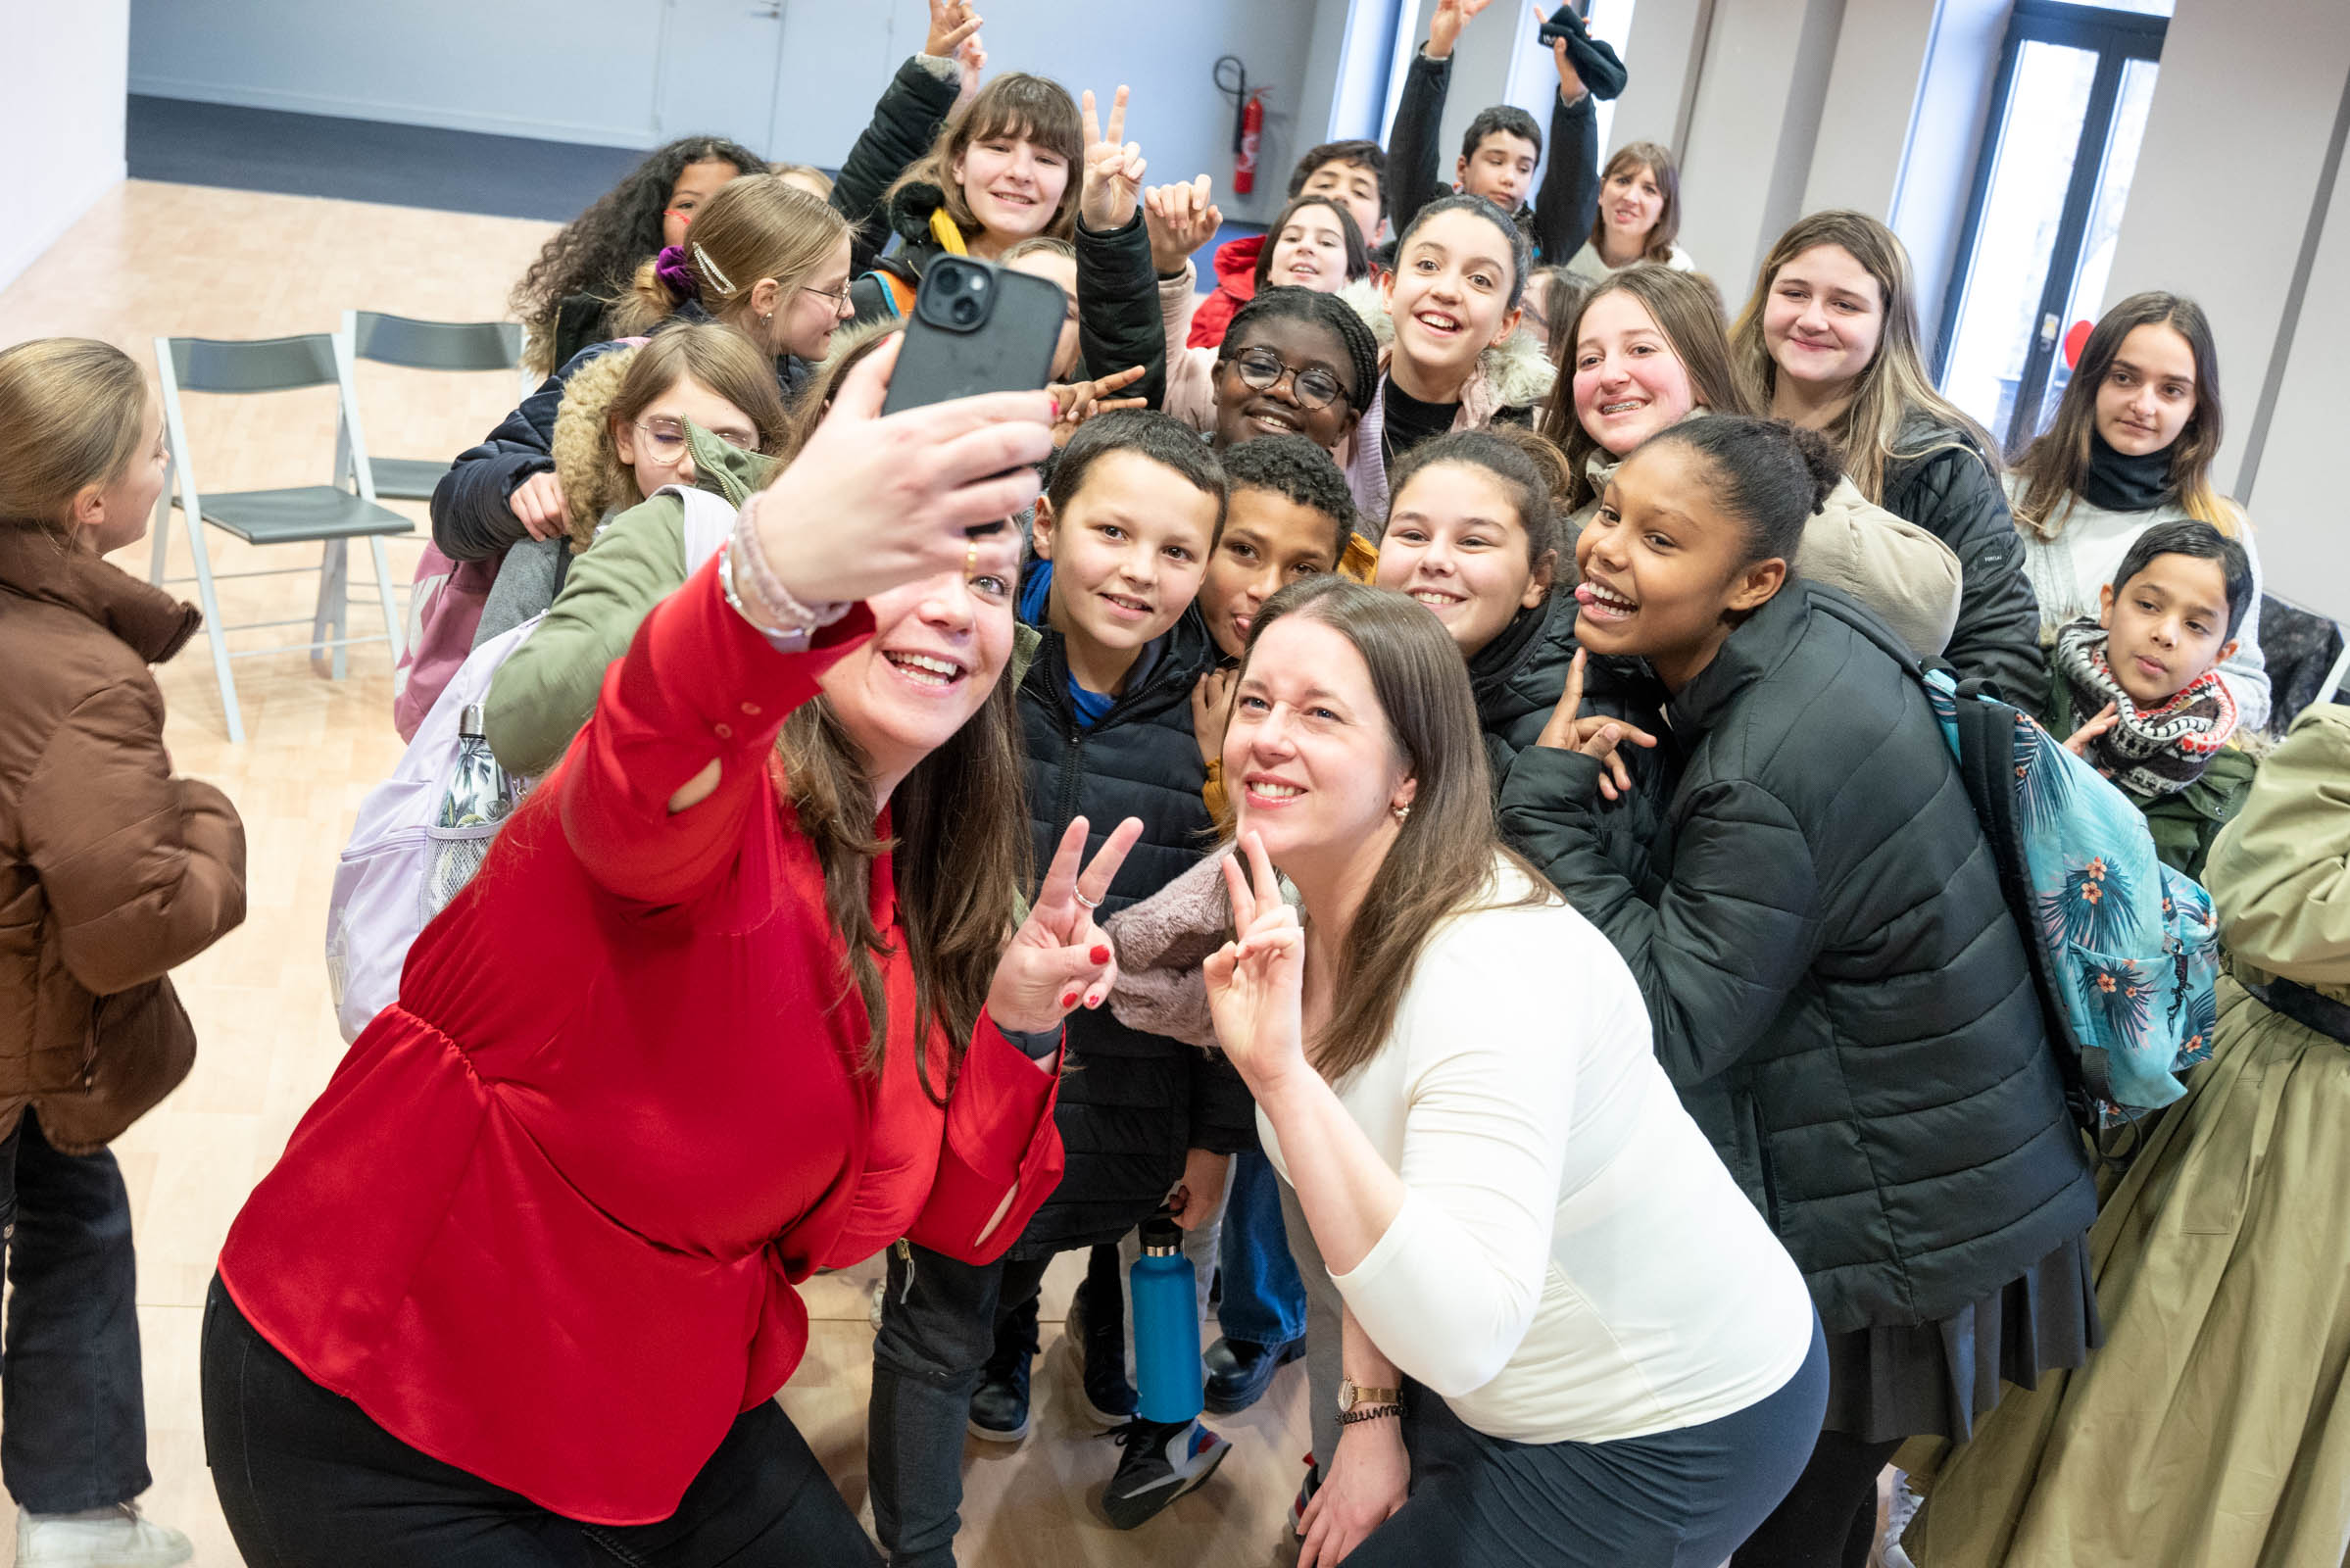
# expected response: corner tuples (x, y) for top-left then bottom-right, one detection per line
(1923, 668), (2222, 1124)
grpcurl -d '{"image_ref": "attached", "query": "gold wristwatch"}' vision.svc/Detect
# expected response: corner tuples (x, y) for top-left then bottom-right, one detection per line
(1337, 1377), (1402, 1424)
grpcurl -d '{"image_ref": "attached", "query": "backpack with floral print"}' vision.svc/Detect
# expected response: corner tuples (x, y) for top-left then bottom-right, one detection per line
(1923, 668), (2221, 1127)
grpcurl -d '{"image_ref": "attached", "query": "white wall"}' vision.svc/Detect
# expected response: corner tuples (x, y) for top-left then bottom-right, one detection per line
(127, 0), (1319, 223)
(2, 0), (129, 294)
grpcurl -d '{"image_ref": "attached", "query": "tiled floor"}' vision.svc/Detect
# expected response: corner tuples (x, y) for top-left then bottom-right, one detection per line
(0, 180), (1308, 1566)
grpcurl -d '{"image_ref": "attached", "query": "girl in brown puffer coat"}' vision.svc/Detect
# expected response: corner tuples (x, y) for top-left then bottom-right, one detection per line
(0, 338), (245, 1565)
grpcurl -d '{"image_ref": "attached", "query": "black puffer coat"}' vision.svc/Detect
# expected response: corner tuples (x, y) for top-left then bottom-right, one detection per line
(1496, 580), (2097, 1334)
(1008, 609), (1255, 1258)
(848, 182), (1168, 413)
(1879, 418), (2047, 712)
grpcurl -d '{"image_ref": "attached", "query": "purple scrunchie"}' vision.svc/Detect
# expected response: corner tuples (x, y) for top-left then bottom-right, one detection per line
(654, 244), (699, 302)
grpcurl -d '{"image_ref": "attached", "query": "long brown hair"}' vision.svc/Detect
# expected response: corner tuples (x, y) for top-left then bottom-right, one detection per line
(774, 638), (1030, 1101)
(1729, 210), (1995, 502)
(1588, 143), (1683, 265)
(610, 174), (849, 338)
(778, 318), (906, 463)
(2009, 291), (2238, 540)
(556, 324), (794, 547)
(1541, 265), (1753, 508)
(1236, 576), (1550, 1083)
(885, 73), (1085, 247)
(0, 338), (150, 538)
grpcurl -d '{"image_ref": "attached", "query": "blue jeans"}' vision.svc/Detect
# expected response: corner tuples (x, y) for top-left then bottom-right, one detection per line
(1213, 1152), (1305, 1348)
(0, 1110), (152, 1514)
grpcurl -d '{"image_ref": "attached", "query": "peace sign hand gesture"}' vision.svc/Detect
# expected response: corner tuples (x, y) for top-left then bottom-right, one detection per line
(988, 815), (1146, 1035)
(924, 0), (983, 61)
(1533, 648), (1658, 802)
(1201, 832), (1309, 1098)
(1080, 86), (1147, 232)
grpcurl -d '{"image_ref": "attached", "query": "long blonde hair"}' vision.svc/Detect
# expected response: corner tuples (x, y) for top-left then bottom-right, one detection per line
(610, 174), (849, 338)
(2008, 291), (2239, 540)
(554, 324), (794, 547)
(0, 338), (150, 538)
(1729, 210), (1996, 502)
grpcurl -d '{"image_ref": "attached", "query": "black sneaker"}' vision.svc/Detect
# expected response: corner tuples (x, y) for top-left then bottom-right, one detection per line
(968, 1295), (1038, 1443)
(1065, 1278), (1137, 1428)
(1102, 1418), (1231, 1529)
(1201, 1332), (1305, 1415)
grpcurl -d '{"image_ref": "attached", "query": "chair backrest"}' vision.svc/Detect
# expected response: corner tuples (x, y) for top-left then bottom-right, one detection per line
(348, 312), (522, 373)
(156, 330), (381, 506)
(165, 332), (342, 395)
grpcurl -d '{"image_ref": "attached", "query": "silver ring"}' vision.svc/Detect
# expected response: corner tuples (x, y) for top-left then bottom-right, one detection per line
(1073, 889), (1103, 910)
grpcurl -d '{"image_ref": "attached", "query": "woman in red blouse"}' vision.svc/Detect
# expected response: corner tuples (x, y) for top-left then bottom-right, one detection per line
(201, 341), (1136, 1564)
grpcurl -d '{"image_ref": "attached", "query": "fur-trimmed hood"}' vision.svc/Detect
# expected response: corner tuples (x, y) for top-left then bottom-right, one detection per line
(1337, 276), (1557, 414)
(1333, 277), (1558, 520)
(549, 340), (646, 545)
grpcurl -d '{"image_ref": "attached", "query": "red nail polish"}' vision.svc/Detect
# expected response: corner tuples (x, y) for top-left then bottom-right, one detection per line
(1091, 945), (1110, 965)
(1060, 992), (1079, 1008)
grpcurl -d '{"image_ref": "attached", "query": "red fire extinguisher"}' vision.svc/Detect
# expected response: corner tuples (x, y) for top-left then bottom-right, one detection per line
(1216, 56), (1269, 195)
(1236, 90), (1266, 195)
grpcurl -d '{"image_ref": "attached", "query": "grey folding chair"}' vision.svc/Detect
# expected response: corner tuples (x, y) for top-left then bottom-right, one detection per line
(151, 332), (413, 744)
(340, 311), (525, 500)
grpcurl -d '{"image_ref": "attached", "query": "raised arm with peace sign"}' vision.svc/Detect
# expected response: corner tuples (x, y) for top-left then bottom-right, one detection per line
(1079, 85), (1147, 232)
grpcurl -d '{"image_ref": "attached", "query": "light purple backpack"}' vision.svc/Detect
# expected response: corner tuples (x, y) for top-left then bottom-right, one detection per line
(324, 487), (735, 1042)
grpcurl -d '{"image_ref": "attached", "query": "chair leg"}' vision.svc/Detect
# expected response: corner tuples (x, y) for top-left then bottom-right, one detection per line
(316, 540), (351, 681)
(367, 537), (406, 667)
(148, 491), (172, 587)
(184, 520), (244, 745)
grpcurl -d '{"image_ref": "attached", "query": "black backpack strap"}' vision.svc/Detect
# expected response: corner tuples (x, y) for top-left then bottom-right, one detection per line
(1945, 684), (2111, 1131)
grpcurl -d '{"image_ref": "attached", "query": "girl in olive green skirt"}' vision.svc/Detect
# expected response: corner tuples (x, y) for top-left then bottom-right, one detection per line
(1904, 703), (2350, 1568)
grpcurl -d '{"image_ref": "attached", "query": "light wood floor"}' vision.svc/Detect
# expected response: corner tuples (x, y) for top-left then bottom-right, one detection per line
(0, 180), (1310, 1566)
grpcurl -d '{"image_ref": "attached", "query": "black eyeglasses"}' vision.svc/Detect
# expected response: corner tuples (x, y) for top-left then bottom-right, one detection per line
(1228, 346), (1349, 411)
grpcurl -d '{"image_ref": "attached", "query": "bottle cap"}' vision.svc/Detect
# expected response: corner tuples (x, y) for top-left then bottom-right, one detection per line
(460, 704), (485, 737)
(1141, 1213), (1183, 1255)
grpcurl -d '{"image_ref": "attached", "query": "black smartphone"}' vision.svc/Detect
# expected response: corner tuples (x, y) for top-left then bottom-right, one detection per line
(880, 255), (1065, 416)
(880, 256), (1065, 536)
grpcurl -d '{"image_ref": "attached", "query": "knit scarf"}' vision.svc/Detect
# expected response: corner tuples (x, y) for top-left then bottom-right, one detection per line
(2081, 431), (2175, 514)
(2052, 616), (2237, 798)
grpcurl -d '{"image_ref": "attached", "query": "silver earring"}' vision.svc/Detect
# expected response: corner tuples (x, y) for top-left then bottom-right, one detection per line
(1392, 803), (1411, 822)
(760, 312), (773, 325)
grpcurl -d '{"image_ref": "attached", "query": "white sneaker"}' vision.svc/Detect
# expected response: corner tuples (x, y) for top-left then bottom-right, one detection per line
(17, 1503), (193, 1567)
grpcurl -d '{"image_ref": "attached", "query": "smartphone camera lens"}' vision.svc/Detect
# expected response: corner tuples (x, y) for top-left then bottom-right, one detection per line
(950, 296), (983, 326)
(932, 268), (965, 297)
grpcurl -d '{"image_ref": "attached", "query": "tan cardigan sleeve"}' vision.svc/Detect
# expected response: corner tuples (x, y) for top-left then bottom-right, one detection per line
(2205, 705), (2350, 988)
(1158, 262), (1221, 435)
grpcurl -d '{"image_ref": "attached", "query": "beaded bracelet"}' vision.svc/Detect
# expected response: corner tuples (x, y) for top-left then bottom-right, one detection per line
(727, 493), (848, 639)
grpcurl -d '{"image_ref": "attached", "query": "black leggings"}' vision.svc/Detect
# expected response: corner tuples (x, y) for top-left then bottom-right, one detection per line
(200, 1277), (878, 1567)
(1728, 1429), (1904, 1568)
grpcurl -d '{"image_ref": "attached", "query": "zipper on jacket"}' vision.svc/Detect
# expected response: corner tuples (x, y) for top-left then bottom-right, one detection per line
(1746, 1096), (1781, 1231)
(894, 1237), (916, 1303)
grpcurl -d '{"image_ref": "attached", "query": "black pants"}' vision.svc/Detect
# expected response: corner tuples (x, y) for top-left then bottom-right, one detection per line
(200, 1277), (878, 1567)
(0, 1109), (151, 1514)
(1345, 1319), (1830, 1568)
(865, 1244), (1054, 1568)
(1727, 1428), (1905, 1568)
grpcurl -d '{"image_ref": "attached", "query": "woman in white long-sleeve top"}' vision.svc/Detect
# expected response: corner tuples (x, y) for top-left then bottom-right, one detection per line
(1199, 574), (1825, 1568)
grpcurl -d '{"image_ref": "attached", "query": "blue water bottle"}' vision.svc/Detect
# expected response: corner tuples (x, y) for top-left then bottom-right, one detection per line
(1130, 1211), (1203, 1424)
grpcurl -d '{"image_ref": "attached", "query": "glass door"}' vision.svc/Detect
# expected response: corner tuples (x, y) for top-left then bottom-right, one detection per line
(1934, 1), (2167, 452)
